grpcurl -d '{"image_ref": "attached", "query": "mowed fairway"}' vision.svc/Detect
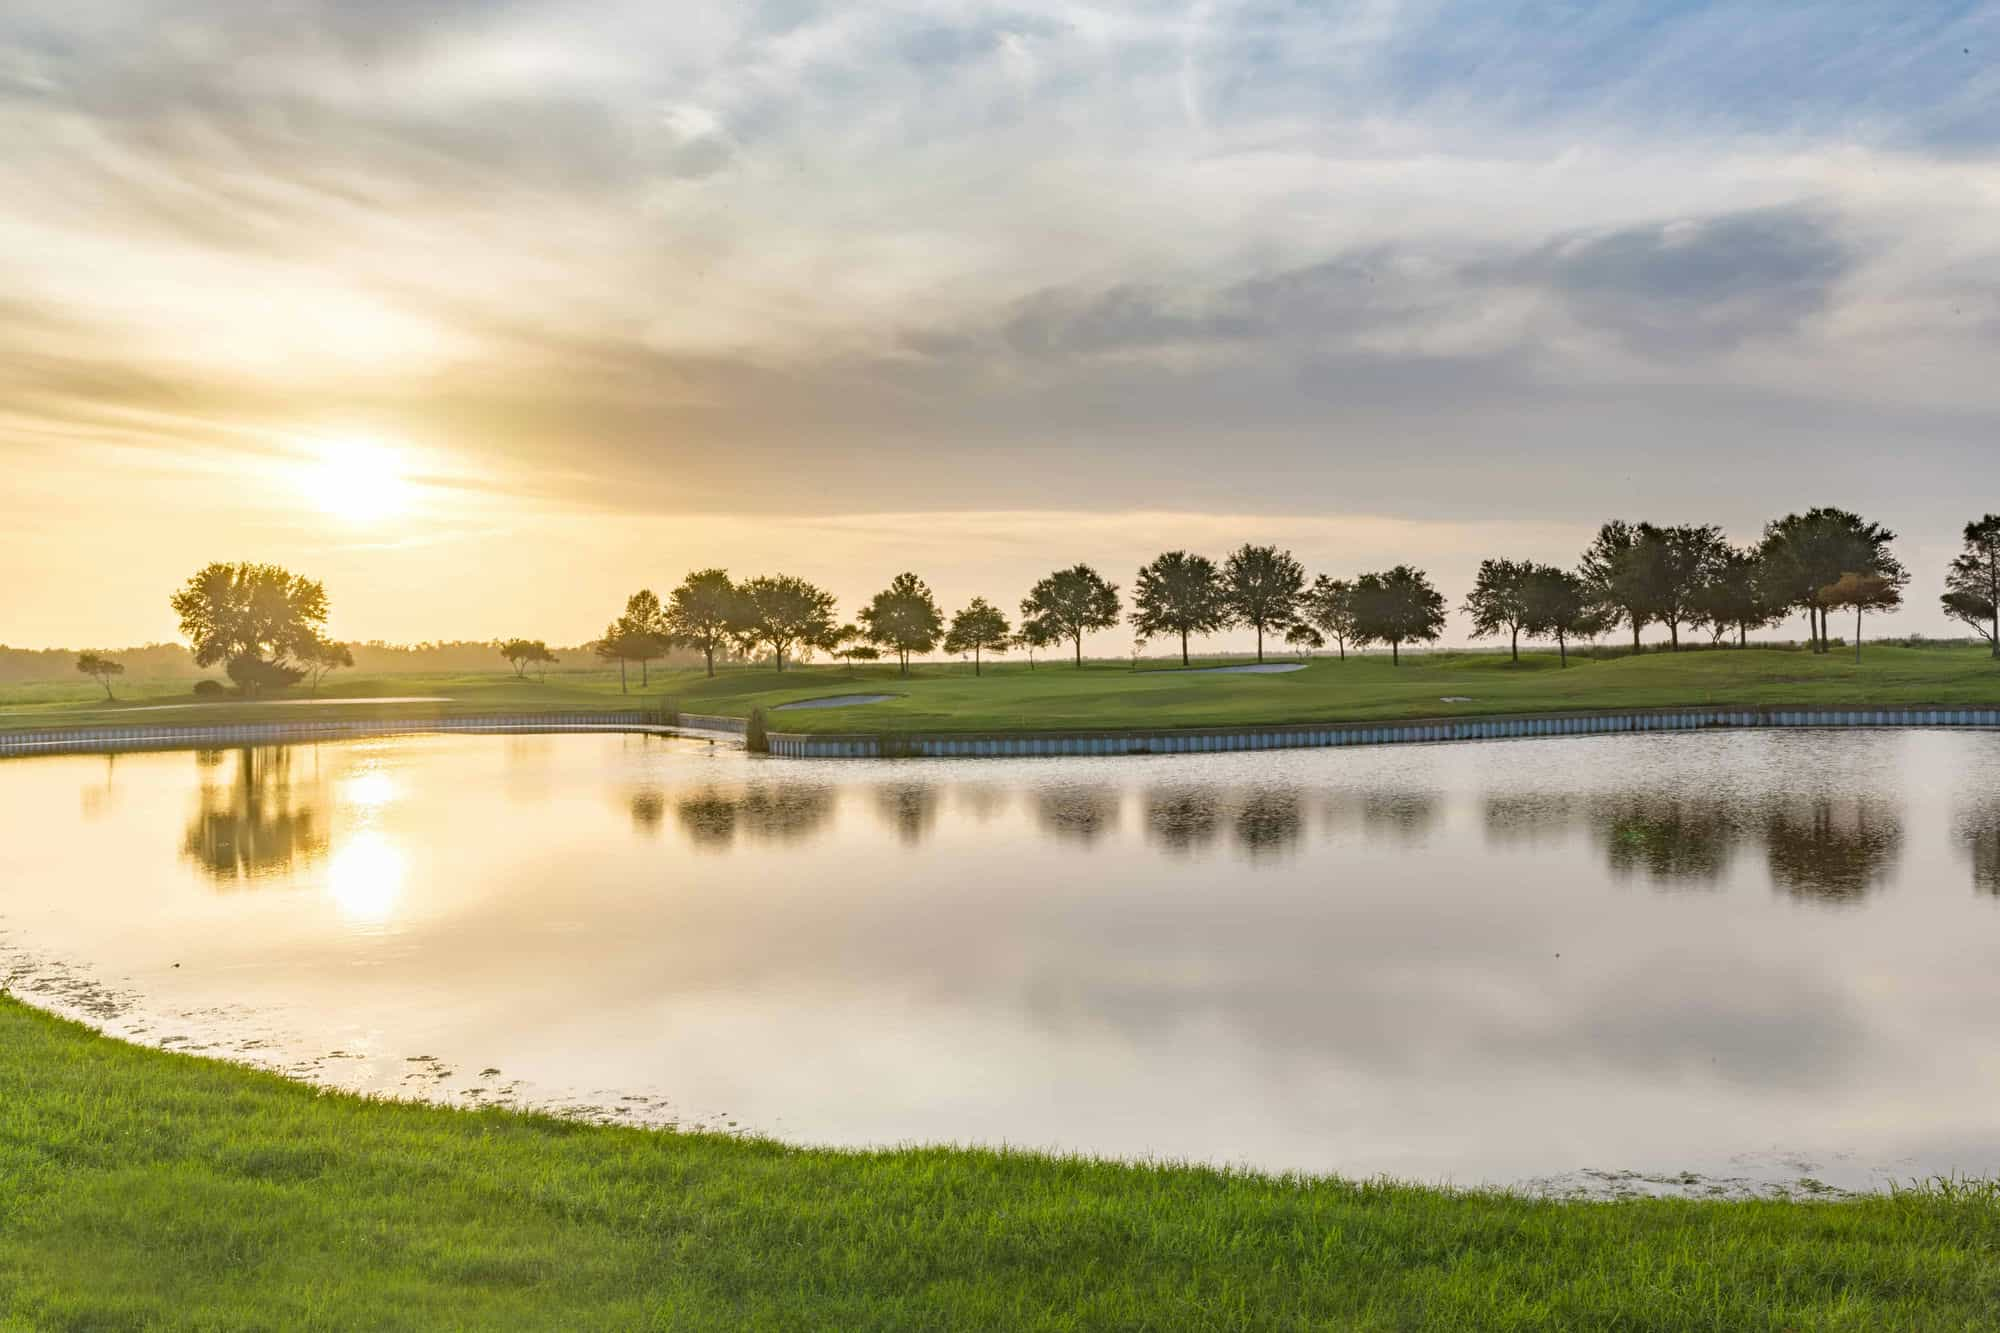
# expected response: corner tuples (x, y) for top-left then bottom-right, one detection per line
(1, 997), (1997, 1331)
(6, 644), (2000, 737)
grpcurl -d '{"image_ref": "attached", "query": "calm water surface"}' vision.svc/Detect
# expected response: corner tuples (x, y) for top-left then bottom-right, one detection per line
(4, 729), (1999, 1195)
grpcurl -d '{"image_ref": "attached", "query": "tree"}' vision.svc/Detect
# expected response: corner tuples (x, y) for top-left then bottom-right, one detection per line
(1516, 565), (1599, 667)
(169, 561), (328, 696)
(665, 569), (739, 678)
(737, 574), (838, 672)
(75, 651), (124, 700)
(1633, 522), (1727, 651)
(1690, 547), (1781, 647)
(1758, 509), (1906, 654)
(616, 589), (671, 687)
(1820, 572), (1901, 663)
(1349, 566), (1446, 664)
(302, 636), (353, 695)
(1015, 621), (1058, 671)
(943, 597), (1012, 676)
(592, 621), (640, 693)
(1221, 544), (1306, 663)
(1283, 622), (1325, 658)
(860, 572), (945, 675)
(1131, 551), (1227, 666)
(1942, 515), (2000, 658)
(1301, 575), (1358, 660)
(1019, 565), (1121, 668)
(500, 638), (558, 680)
(1461, 558), (1535, 663)
(830, 625), (882, 672)
(1579, 521), (1650, 654)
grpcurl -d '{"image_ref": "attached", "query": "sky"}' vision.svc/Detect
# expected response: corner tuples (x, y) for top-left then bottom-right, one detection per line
(2, 1), (1996, 652)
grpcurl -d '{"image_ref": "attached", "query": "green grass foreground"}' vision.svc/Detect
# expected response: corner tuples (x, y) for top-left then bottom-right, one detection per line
(1, 999), (1996, 1330)
(5, 643), (1999, 739)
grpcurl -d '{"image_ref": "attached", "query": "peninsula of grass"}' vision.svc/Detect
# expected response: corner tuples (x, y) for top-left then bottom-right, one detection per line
(1, 997), (1995, 1330)
(5, 643), (1999, 742)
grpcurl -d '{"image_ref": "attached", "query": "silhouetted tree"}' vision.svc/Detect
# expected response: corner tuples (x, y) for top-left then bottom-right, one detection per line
(1631, 522), (1728, 650)
(1462, 558), (1535, 662)
(1758, 509), (1905, 653)
(1020, 565), (1121, 667)
(1283, 622), (1325, 657)
(1579, 521), (1650, 654)
(592, 621), (641, 692)
(665, 568), (739, 677)
(302, 636), (353, 695)
(737, 574), (838, 672)
(1690, 547), (1781, 647)
(1221, 544), (1305, 663)
(1131, 551), (1227, 666)
(1819, 572), (1901, 663)
(75, 651), (124, 700)
(831, 624), (882, 671)
(500, 638), (558, 679)
(613, 589), (670, 686)
(1301, 575), (1357, 660)
(1942, 515), (2000, 658)
(1015, 621), (1058, 670)
(170, 561), (328, 695)
(944, 597), (1012, 675)
(1517, 564), (1598, 667)
(860, 572), (945, 675)
(1350, 565), (1446, 664)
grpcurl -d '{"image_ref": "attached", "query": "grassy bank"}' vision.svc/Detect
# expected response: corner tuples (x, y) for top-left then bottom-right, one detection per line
(5, 644), (1998, 739)
(1, 997), (1995, 1329)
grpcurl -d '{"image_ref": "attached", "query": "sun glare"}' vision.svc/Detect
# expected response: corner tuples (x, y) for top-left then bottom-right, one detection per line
(305, 438), (413, 523)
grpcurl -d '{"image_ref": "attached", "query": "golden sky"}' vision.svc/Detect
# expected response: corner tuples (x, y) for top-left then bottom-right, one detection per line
(2, 2), (1994, 650)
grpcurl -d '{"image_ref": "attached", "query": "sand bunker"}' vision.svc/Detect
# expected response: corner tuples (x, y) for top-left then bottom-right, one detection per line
(773, 694), (899, 710)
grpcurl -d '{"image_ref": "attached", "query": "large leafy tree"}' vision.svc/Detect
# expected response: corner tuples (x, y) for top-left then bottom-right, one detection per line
(75, 651), (124, 700)
(1757, 508), (1906, 653)
(1300, 575), (1357, 660)
(500, 638), (558, 679)
(1221, 544), (1305, 664)
(737, 574), (838, 672)
(665, 568), (740, 677)
(170, 561), (329, 696)
(1516, 564), (1611, 667)
(860, 572), (945, 675)
(1349, 565), (1446, 665)
(1633, 522), (1728, 651)
(1020, 564), (1121, 667)
(1689, 547), (1781, 647)
(1461, 558), (1535, 663)
(1942, 515), (2000, 658)
(943, 597), (1012, 676)
(1131, 551), (1227, 666)
(1578, 521), (1650, 654)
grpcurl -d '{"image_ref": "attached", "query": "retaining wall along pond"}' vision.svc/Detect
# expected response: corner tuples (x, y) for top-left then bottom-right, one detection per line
(3, 705), (1997, 761)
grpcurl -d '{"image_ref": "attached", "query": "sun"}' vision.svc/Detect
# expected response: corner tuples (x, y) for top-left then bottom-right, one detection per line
(304, 438), (413, 523)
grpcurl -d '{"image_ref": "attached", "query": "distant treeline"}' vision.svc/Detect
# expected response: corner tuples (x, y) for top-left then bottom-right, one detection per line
(0, 639), (705, 686)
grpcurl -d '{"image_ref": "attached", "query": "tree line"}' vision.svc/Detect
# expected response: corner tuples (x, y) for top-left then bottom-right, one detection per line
(70, 514), (1999, 701)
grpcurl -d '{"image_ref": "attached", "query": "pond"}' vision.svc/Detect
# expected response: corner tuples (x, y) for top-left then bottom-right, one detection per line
(3, 728), (1998, 1197)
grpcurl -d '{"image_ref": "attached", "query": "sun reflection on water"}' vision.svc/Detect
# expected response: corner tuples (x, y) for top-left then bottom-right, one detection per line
(326, 829), (406, 924)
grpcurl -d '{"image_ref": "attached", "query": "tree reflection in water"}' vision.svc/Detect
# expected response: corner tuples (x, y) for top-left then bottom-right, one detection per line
(1593, 796), (1743, 888)
(181, 746), (327, 884)
(873, 783), (941, 846)
(1761, 798), (1902, 904)
(1034, 784), (1122, 845)
(1144, 786), (1221, 855)
(671, 782), (837, 851)
(1955, 799), (2000, 896)
(1233, 788), (1304, 858)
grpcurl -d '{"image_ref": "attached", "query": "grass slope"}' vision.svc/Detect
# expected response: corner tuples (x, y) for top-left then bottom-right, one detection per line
(4, 645), (1999, 738)
(1, 997), (1996, 1330)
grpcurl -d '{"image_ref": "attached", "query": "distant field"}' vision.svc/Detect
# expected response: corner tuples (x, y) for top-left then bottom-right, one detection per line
(3, 644), (1998, 737)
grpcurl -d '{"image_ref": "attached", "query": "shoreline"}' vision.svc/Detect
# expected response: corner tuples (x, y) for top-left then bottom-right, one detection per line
(1, 701), (1997, 760)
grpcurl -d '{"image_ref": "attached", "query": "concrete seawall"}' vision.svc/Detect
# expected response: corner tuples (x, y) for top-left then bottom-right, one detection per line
(3, 705), (1997, 761)
(761, 706), (2000, 758)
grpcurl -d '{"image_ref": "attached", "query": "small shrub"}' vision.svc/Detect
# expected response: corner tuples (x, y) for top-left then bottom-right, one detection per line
(745, 707), (769, 753)
(191, 679), (227, 699)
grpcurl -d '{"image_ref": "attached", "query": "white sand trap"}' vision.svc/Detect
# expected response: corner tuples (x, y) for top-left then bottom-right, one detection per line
(1181, 663), (1306, 674)
(773, 693), (899, 710)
